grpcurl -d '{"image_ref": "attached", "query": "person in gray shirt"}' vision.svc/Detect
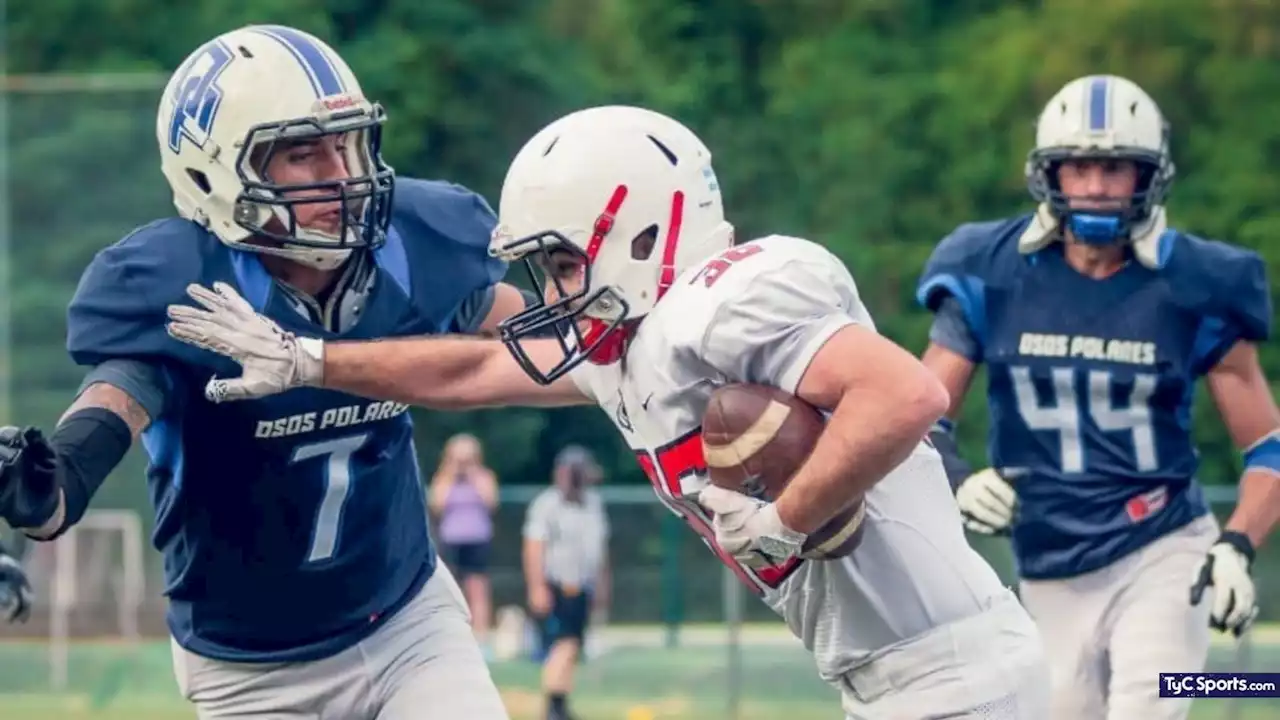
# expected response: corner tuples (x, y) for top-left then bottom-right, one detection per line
(522, 446), (610, 720)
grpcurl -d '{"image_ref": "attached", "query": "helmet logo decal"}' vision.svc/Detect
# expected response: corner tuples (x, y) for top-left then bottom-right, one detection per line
(166, 40), (235, 154)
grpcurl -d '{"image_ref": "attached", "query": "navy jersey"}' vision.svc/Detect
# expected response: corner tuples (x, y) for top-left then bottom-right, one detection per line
(917, 216), (1272, 580)
(65, 178), (508, 662)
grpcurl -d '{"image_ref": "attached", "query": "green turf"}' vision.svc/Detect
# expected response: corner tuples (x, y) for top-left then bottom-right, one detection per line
(0, 626), (1276, 720)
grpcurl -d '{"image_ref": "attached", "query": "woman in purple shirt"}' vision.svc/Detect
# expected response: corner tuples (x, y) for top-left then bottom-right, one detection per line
(429, 433), (498, 647)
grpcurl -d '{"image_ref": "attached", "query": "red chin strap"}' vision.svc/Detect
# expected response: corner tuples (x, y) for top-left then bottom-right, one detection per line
(582, 185), (686, 366)
(581, 317), (633, 365)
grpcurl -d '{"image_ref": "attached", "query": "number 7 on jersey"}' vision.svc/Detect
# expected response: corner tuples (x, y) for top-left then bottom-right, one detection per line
(289, 433), (371, 564)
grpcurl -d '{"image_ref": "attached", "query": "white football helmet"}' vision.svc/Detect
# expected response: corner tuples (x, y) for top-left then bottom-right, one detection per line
(489, 105), (734, 384)
(1022, 74), (1175, 264)
(156, 25), (394, 271)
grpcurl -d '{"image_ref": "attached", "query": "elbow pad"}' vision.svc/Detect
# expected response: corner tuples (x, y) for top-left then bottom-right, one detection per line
(45, 408), (132, 537)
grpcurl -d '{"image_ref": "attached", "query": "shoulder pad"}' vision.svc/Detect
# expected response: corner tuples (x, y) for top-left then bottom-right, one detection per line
(381, 178), (508, 331)
(694, 237), (869, 391)
(916, 215), (1030, 311)
(1161, 231), (1271, 342)
(66, 219), (222, 367)
(911, 213), (1029, 348)
(915, 216), (1031, 349)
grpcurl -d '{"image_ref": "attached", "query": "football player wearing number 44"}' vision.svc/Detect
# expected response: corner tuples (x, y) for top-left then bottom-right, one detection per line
(918, 74), (1280, 720)
(0, 24), (529, 720)
(166, 104), (1052, 719)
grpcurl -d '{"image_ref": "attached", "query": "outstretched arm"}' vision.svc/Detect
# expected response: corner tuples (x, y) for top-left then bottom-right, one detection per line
(166, 282), (589, 409)
(320, 335), (588, 409)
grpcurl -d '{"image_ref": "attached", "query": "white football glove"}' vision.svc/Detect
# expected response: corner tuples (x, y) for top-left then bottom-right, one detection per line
(166, 282), (324, 403)
(955, 467), (1018, 535)
(1190, 532), (1258, 637)
(697, 485), (807, 569)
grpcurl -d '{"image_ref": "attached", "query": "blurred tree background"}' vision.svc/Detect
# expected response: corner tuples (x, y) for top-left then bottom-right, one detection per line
(3, 0), (1278, 612)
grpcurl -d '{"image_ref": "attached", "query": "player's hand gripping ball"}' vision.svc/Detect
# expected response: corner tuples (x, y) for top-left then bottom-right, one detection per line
(701, 384), (866, 560)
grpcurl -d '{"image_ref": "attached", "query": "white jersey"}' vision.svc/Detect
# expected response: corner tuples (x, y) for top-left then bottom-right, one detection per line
(569, 235), (1010, 681)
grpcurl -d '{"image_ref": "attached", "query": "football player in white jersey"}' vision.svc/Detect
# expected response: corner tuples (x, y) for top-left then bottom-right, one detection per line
(165, 105), (1050, 718)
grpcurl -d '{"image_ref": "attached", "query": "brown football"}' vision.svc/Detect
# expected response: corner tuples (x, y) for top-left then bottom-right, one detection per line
(701, 383), (866, 560)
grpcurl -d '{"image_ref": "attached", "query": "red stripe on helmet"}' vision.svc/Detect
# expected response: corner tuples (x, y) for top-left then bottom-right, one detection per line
(656, 191), (685, 299)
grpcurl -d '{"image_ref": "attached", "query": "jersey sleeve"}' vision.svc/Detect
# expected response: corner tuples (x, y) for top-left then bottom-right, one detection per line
(446, 286), (499, 335)
(915, 224), (996, 361)
(698, 252), (861, 394)
(1177, 238), (1273, 374)
(929, 296), (982, 362)
(66, 224), (212, 372)
(388, 178), (509, 334)
(76, 358), (173, 419)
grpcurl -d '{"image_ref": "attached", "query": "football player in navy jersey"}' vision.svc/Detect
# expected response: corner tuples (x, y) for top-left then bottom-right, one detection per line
(0, 24), (521, 719)
(916, 74), (1280, 719)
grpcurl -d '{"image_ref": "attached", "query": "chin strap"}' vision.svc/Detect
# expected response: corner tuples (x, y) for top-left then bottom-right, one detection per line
(1016, 203), (1171, 269)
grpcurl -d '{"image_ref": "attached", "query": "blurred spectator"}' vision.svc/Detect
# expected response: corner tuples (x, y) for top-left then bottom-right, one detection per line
(428, 433), (497, 648)
(522, 445), (611, 720)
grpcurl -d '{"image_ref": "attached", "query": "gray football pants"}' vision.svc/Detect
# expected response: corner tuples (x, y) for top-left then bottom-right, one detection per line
(170, 563), (509, 719)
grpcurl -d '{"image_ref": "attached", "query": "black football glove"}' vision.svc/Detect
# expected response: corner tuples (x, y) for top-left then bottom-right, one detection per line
(0, 426), (60, 530)
(0, 548), (32, 623)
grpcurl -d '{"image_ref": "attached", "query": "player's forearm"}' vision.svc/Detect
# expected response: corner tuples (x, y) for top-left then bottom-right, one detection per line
(776, 381), (947, 534)
(322, 337), (507, 409)
(24, 491), (67, 540)
(28, 383), (146, 540)
(1225, 469), (1280, 549)
(920, 342), (977, 420)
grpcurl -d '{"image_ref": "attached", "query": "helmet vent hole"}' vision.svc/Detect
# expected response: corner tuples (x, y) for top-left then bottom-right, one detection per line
(237, 46), (254, 59)
(631, 225), (658, 261)
(646, 136), (678, 166)
(542, 137), (560, 156)
(186, 169), (212, 195)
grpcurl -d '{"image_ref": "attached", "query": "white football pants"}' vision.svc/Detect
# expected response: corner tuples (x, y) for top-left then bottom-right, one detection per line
(170, 562), (509, 720)
(1019, 513), (1217, 720)
(837, 590), (1051, 718)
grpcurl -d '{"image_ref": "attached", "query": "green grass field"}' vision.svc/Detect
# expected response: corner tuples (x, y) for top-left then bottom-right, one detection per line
(0, 623), (1277, 720)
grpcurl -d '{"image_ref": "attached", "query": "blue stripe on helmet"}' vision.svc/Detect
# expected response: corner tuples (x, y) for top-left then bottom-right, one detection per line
(1088, 76), (1109, 132)
(250, 26), (346, 98)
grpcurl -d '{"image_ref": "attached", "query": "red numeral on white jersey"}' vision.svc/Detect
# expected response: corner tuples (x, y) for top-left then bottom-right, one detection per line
(637, 428), (800, 592)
